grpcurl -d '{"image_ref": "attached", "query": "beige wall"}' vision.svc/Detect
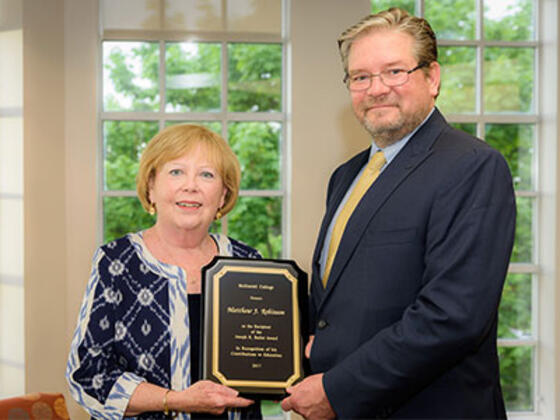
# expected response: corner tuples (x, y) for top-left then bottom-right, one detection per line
(64, 1), (99, 418)
(290, 0), (371, 272)
(23, 0), (98, 418)
(23, 0), (67, 398)
(18, 0), (560, 419)
(554, 1), (560, 418)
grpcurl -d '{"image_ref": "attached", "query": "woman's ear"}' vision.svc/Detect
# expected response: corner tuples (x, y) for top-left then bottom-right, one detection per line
(219, 187), (227, 210)
(147, 175), (156, 206)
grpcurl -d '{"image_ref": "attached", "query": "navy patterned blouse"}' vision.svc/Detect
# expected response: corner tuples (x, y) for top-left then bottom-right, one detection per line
(66, 232), (261, 419)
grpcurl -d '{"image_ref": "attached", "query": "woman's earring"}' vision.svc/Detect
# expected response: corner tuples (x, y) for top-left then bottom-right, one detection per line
(215, 209), (223, 220)
(148, 202), (156, 216)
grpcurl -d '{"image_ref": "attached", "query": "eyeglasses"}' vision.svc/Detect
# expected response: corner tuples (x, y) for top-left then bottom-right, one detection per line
(344, 62), (429, 91)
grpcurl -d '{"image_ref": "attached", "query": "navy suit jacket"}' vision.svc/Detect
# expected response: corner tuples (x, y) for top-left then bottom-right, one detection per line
(309, 109), (516, 418)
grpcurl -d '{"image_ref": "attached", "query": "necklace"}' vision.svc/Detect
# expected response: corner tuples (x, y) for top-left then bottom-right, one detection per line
(150, 229), (218, 293)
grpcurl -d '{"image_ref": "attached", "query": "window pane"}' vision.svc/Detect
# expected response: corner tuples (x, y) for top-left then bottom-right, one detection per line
(0, 117), (23, 195)
(425, 0), (476, 40)
(511, 197), (533, 263)
(0, 198), (23, 278)
(228, 122), (281, 190)
(104, 197), (155, 242)
(227, 196), (282, 259)
(499, 346), (534, 411)
(371, 0), (416, 15)
(166, 42), (221, 112)
(438, 47), (476, 114)
(104, 121), (159, 191)
(261, 401), (283, 418)
(228, 43), (282, 112)
(484, 124), (534, 190)
(0, 283), (24, 364)
(498, 273), (532, 339)
(450, 122), (476, 136)
(103, 42), (159, 112)
(484, 0), (535, 41)
(227, 0), (282, 35)
(484, 47), (534, 113)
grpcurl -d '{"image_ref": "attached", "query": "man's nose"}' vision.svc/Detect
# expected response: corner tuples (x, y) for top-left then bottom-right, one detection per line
(366, 74), (391, 96)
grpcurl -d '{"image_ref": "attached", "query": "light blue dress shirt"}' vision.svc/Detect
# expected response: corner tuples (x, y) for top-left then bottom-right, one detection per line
(319, 108), (435, 280)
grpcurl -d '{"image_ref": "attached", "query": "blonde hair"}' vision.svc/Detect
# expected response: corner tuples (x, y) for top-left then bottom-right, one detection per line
(338, 7), (438, 75)
(136, 124), (241, 216)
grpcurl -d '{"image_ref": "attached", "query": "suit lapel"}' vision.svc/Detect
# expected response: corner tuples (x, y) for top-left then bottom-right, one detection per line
(320, 109), (448, 300)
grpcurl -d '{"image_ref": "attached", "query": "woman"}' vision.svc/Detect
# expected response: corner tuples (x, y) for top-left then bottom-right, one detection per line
(67, 124), (262, 419)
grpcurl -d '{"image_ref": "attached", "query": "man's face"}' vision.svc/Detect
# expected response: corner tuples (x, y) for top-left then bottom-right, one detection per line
(348, 29), (440, 147)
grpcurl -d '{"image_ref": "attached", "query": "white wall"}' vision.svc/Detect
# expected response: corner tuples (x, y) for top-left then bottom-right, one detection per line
(0, 0), (24, 398)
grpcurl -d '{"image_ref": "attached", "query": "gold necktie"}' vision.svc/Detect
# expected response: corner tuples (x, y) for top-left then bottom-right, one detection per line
(322, 150), (386, 287)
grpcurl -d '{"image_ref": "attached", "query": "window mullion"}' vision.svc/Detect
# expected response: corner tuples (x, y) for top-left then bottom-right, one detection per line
(159, 40), (166, 130)
(221, 39), (229, 236)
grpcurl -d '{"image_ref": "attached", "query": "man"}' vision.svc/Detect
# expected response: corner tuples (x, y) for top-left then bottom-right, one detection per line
(281, 7), (515, 419)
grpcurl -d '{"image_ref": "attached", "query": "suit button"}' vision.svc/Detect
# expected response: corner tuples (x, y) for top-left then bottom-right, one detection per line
(317, 319), (328, 329)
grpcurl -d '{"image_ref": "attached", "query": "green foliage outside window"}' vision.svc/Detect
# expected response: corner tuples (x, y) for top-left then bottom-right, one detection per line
(499, 346), (534, 411)
(438, 47), (476, 114)
(484, 0), (534, 41)
(371, 0), (415, 15)
(228, 43), (282, 112)
(425, 0), (476, 40)
(103, 42), (159, 112)
(166, 43), (221, 112)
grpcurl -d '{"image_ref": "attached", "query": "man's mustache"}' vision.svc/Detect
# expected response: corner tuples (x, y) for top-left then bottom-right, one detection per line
(361, 97), (397, 108)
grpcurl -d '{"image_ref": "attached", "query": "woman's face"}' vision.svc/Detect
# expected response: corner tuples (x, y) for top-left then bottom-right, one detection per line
(149, 144), (227, 234)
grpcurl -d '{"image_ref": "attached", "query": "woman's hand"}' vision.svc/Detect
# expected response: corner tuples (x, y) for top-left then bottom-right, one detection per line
(125, 380), (254, 417)
(169, 380), (254, 415)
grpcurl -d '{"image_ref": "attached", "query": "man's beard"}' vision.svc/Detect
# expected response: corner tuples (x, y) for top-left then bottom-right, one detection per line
(359, 102), (431, 148)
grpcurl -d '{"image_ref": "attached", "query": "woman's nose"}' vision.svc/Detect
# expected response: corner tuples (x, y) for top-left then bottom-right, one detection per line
(181, 174), (199, 191)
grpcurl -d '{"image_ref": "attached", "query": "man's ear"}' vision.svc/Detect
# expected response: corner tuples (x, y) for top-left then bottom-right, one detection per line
(427, 61), (441, 98)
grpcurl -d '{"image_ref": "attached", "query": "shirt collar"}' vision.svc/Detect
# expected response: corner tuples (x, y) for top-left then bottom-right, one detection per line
(369, 107), (435, 164)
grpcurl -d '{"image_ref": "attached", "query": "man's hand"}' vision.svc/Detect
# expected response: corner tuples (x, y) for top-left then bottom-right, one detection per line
(280, 373), (335, 420)
(305, 335), (315, 359)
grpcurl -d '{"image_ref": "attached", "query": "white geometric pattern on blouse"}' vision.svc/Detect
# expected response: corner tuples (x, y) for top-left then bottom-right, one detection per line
(129, 232), (190, 410)
(67, 232), (246, 420)
(66, 247), (147, 419)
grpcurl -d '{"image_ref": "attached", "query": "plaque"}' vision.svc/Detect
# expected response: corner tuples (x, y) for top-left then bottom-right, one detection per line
(200, 257), (309, 398)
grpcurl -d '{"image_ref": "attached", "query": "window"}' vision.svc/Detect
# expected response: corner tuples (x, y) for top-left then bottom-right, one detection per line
(101, 0), (287, 260)
(99, 1), (287, 417)
(371, 0), (544, 414)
